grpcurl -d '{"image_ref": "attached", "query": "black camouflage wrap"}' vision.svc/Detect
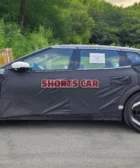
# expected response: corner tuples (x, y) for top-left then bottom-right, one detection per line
(0, 66), (139, 120)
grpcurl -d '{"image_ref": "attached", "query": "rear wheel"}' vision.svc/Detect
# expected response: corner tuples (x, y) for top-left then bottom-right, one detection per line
(124, 93), (140, 133)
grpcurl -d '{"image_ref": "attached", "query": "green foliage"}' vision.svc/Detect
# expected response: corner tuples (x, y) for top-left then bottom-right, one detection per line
(0, 20), (5, 48)
(0, 19), (57, 59)
(0, 0), (140, 59)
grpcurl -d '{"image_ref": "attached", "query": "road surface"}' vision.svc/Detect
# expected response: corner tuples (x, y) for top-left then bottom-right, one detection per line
(0, 121), (140, 168)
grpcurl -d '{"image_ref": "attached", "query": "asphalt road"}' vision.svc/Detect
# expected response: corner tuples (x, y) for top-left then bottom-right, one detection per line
(0, 120), (140, 168)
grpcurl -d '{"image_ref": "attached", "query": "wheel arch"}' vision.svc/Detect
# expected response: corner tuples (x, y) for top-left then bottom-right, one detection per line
(120, 85), (140, 119)
(120, 85), (140, 106)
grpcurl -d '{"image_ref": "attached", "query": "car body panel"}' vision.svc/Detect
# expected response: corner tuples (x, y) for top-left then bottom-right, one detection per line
(0, 45), (140, 121)
(0, 66), (138, 120)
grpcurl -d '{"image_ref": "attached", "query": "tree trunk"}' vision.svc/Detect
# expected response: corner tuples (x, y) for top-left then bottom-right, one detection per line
(20, 0), (26, 31)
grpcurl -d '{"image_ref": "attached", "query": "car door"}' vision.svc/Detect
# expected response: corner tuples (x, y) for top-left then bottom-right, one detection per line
(69, 48), (139, 119)
(0, 47), (76, 118)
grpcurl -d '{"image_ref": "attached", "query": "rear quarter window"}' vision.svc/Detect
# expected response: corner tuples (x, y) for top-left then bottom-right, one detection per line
(127, 52), (140, 64)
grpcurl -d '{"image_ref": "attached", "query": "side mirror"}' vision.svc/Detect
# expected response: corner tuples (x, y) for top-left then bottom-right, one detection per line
(11, 61), (30, 71)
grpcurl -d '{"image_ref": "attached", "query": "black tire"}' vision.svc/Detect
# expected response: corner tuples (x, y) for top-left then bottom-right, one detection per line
(124, 93), (140, 133)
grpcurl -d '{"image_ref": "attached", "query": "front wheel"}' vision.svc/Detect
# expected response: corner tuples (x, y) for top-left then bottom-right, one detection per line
(124, 93), (140, 133)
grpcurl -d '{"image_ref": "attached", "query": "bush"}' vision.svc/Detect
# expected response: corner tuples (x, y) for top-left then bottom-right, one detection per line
(0, 19), (57, 59)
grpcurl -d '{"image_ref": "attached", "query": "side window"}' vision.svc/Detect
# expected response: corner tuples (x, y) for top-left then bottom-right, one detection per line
(79, 49), (120, 69)
(127, 52), (140, 64)
(23, 48), (73, 71)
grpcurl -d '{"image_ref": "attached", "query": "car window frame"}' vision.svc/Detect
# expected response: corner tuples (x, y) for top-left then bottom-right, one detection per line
(22, 48), (77, 72)
(2, 47), (139, 71)
(76, 49), (131, 70)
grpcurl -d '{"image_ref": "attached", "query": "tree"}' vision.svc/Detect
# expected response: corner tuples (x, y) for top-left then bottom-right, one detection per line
(0, 0), (140, 55)
(20, 0), (26, 31)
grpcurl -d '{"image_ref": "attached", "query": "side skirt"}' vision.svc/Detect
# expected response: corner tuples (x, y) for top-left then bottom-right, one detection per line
(0, 113), (122, 121)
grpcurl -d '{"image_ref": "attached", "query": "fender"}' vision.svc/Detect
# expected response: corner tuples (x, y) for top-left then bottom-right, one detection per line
(119, 85), (140, 109)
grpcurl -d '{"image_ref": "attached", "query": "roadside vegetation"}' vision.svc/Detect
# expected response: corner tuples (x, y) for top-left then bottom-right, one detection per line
(0, 0), (140, 59)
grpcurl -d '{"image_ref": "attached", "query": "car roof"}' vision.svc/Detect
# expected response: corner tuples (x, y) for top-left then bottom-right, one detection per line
(52, 44), (140, 52)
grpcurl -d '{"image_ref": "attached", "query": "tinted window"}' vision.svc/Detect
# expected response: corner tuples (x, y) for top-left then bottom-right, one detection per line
(79, 49), (120, 69)
(127, 52), (140, 64)
(23, 48), (73, 71)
